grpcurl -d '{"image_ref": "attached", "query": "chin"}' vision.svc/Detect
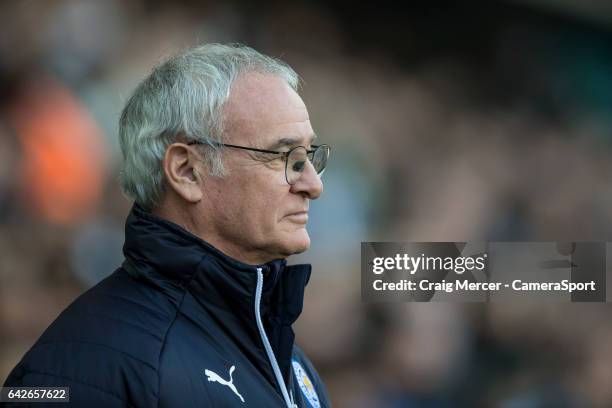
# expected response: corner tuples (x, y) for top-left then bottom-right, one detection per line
(280, 230), (311, 256)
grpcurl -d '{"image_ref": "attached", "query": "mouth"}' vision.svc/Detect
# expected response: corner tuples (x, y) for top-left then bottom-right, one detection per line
(285, 211), (309, 223)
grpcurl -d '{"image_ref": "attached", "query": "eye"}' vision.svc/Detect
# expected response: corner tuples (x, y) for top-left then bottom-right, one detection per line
(292, 160), (306, 172)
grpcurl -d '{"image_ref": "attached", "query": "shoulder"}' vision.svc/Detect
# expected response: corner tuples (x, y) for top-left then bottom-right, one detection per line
(4, 268), (186, 407)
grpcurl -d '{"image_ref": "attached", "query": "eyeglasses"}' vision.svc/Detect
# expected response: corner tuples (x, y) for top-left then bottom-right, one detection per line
(187, 141), (331, 185)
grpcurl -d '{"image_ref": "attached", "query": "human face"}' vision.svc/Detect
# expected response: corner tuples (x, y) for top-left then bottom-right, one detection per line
(199, 73), (323, 264)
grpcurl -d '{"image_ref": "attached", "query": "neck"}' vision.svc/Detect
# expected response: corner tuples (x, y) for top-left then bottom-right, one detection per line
(204, 240), (275, 265)
(152, 202), (276, 266)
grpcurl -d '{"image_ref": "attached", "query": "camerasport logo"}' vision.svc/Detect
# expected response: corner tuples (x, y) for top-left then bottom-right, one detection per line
(292, 360), (320, 408)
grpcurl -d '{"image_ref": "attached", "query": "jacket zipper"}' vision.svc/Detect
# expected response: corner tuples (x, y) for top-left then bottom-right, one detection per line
(255, 267), (295, 408)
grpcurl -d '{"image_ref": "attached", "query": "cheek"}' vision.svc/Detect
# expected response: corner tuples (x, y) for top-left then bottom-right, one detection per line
(254, 189), (290, 233)
(238, 185), (284, 230)
(224, 166), (290, 233)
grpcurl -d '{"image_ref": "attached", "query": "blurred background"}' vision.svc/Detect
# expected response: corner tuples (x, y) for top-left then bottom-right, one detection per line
(2, 0), (612, 407)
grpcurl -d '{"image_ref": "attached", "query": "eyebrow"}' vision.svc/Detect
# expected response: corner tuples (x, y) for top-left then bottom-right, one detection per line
(266, 134), (318, 150)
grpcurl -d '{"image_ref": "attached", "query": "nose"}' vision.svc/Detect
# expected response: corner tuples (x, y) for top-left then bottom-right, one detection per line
(290, 160), (323, 199)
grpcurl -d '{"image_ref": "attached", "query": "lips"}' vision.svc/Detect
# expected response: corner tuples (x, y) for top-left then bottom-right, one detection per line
(285, 211), (309, 223)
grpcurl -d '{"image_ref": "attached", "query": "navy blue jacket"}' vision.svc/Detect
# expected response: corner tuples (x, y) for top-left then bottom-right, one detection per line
(4, 204), (330, 407)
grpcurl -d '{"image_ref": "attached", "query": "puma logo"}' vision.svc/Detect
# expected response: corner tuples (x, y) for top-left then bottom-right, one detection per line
(204, 365), (245, 403)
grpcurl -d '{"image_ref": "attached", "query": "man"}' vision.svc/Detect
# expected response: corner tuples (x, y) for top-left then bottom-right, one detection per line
(4, 44), (331, 407)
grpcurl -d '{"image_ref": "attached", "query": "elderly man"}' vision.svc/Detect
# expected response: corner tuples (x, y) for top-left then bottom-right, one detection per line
(4, 44), (331, 407)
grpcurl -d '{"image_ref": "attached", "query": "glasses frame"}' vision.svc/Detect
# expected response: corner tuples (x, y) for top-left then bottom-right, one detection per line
(187, 141), (330, 185)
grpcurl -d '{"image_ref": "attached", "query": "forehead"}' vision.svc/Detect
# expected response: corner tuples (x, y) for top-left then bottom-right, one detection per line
(222, 72), (314, 146)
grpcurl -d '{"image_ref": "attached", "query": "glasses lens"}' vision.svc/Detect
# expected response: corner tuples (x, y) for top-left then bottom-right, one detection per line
(286, 147), (308, 184)
(285, 145), (330, 184)
(312, 145), (329, 175)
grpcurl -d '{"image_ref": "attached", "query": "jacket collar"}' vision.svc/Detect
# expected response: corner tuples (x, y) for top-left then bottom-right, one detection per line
(122, 203), (311, 318)
(121, 204), (311, 384)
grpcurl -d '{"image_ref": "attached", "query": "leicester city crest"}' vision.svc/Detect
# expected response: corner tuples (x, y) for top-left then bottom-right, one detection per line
(292, 360), (320, 408)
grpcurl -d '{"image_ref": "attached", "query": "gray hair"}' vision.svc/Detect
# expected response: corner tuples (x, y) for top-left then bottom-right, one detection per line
(118, 43), (300, 210)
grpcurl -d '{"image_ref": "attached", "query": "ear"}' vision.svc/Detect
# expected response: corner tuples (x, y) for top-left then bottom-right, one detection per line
(162, 143), (204, 203)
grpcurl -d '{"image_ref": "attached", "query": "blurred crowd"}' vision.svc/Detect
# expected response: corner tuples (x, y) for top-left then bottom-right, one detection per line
(2, 1), (612, 407)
